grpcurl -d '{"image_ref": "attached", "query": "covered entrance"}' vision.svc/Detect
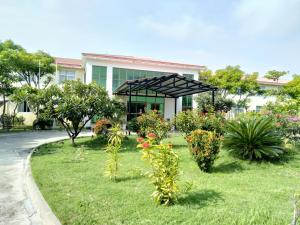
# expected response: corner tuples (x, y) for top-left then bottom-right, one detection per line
(113, 73), (217, 121)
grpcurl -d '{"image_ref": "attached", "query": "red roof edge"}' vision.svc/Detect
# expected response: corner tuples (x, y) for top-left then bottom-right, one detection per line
(82, 53), (205, 70)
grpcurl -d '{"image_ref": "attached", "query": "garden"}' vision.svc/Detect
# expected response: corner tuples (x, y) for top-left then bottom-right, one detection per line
(31, 105), (300, 225)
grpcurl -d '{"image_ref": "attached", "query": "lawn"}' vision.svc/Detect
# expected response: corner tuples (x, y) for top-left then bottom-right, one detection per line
(31, 134), (300, 225)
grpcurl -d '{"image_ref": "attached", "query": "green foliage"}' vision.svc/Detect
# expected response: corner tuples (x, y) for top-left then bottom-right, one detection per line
(137, 111), (171, 141)
(282, 75), (300, 100)
(9, 49), (55, 88)
(33, 117), (53, 130)
(223, 115), (285, 160)
(174, 110), (225, 137)
(195, 92), (234, 113)
(137, 134), (179, 205)
(104, 124), (124, 181)
(173, 110), (199, 136)
(0, 114), (13, 130)
(199, 66), (260, 110)
(186, 129), (221, 172)
(127, 117), (139, 132)
(264, 70), (288, 82)
(39, 80), (111, 144)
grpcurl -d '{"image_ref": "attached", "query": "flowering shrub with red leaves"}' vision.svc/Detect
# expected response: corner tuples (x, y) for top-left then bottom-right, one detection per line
(137, 133), (179, 205)
(94, 118), (111, 136)
(186, 129), (221, 172)
(137, 111), (171, 141)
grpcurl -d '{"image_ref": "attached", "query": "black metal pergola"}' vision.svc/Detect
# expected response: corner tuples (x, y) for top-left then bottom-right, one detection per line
(113, 73), (218, 118)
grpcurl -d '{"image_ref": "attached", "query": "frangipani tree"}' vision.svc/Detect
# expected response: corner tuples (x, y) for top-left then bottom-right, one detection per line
(40, 80), (115, 145)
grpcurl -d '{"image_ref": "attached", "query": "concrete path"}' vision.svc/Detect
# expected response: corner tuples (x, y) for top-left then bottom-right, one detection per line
(0, 130), (91, 225)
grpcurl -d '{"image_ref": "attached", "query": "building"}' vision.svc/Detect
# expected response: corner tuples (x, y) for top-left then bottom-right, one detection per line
(1, 53), (290, 125)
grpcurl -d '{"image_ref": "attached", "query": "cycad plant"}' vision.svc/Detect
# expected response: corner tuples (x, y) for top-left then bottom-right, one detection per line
(104, 124), (124, 181)
(223, 116), (285, 160)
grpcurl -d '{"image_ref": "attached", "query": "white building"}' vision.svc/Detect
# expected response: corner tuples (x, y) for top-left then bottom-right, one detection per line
(1, 53), (290, 125)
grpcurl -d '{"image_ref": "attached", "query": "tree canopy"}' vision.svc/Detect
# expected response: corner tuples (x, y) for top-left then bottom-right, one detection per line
(264, 70), (288, 82)
(198, 65), (260, 110)
(39, 80), (120, 144)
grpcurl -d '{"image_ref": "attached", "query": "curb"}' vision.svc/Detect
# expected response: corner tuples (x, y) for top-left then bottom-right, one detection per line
(24, 133), (93, 225)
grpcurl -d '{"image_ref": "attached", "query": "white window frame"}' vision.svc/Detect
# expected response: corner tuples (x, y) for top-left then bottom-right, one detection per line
(59, 70), (76, 84)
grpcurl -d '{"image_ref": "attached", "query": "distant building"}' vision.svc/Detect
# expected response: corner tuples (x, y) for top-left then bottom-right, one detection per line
(1, 53), (290, 125)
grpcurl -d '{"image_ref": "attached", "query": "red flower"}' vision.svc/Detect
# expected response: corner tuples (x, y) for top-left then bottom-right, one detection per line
(147, 133), (156, 138)
(136, 137), (144, 143)
(142, 142), (151, 149)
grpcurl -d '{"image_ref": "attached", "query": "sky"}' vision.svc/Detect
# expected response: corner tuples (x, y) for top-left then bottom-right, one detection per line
(1, 0), (300, 79)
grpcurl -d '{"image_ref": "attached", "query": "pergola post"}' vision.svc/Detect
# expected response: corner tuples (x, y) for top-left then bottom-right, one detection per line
(128, 84), (132, 120)
(212, 89), (215, 106)
(174, 97), (178, 130)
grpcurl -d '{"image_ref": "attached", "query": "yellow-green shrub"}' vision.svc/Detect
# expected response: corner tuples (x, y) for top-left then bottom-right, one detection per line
(137, 133), (179, 205)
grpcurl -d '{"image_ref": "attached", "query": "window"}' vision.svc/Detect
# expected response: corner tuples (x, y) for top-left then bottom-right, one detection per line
(256, 106), (262, 112)
(92, 66), (107, 88)
(182, 74), (194, 111)
(112, 68), (170, 91)
(18, 101), (30, 112)
(59, 70), (75, 83)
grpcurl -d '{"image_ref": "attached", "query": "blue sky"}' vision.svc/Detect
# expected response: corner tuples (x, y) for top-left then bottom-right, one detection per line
(1, 0), (300, 79)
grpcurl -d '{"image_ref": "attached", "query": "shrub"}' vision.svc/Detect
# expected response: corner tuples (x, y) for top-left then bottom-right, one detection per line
(186, 129), (221, 172)
(14, 115), (25, 126)
(137, 133), (179, 205)
(173, 110), (199, 136)
(0, 114), (13, 130)
(127, 117), (139, 133)
(104, 124), (124, 181)
(137, 110), (171, 141)
(174, 110), (225, 137)
(94, 119), (111, 135)
(223, 116), (285, 160)
(33, 118), (53, 130)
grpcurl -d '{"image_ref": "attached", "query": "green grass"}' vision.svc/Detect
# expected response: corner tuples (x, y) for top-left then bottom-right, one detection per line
(31, 134), (300, 225)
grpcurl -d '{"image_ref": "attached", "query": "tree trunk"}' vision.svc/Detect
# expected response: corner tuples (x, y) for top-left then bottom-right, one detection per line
(71, 136), (76, 146)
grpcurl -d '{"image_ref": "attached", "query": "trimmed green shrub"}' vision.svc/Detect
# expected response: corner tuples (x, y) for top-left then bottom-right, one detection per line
(137, 133), (179, 205)
(186, 129), (221, 172)
(223, 116), (285, 160)
(174, 110), (225, 137)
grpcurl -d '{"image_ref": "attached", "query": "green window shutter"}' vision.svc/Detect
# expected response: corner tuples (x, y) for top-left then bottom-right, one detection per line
(182, 74), (194, 110)
(92, 66), (107, 88)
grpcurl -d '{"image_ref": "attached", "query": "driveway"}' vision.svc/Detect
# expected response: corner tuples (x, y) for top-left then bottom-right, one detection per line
(0, 130), (91, 225)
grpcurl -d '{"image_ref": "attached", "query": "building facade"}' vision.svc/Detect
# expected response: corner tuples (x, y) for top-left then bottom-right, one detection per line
(1, 53), (290, 125)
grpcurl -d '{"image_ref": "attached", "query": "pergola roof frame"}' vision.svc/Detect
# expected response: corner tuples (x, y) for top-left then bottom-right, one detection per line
(113, 73), (217, 99)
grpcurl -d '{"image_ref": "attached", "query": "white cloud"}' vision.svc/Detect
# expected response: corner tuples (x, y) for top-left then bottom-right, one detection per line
(235, 0), (300, 36)
(140, 15), (222, 41)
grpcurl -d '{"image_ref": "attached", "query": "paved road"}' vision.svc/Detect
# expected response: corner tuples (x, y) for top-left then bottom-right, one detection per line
(0, 131), (91, 225)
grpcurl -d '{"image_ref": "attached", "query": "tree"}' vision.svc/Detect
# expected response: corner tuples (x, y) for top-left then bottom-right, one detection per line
(40, 80), (112, 145)
(282, 75), (300, 100)
(264, 70), (288, 83)
(199, 66), (260, 110)
(0, 40), (22, 128)
(10, 49), (55, 89)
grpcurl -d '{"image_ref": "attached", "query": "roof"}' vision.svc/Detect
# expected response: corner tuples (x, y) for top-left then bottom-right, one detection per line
(82, 53), (205, 70)
(113, 73), (217, 98)
(55, 57), (82, 69)
(257, 77), (289, 85)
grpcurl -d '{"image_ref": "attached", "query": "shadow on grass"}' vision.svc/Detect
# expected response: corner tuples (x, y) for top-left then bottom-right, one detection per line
(212, 161), (244, 173)
(116, 175), (143, 182)
(178, 189), (224, 208)
(32, 142), (65, 156)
